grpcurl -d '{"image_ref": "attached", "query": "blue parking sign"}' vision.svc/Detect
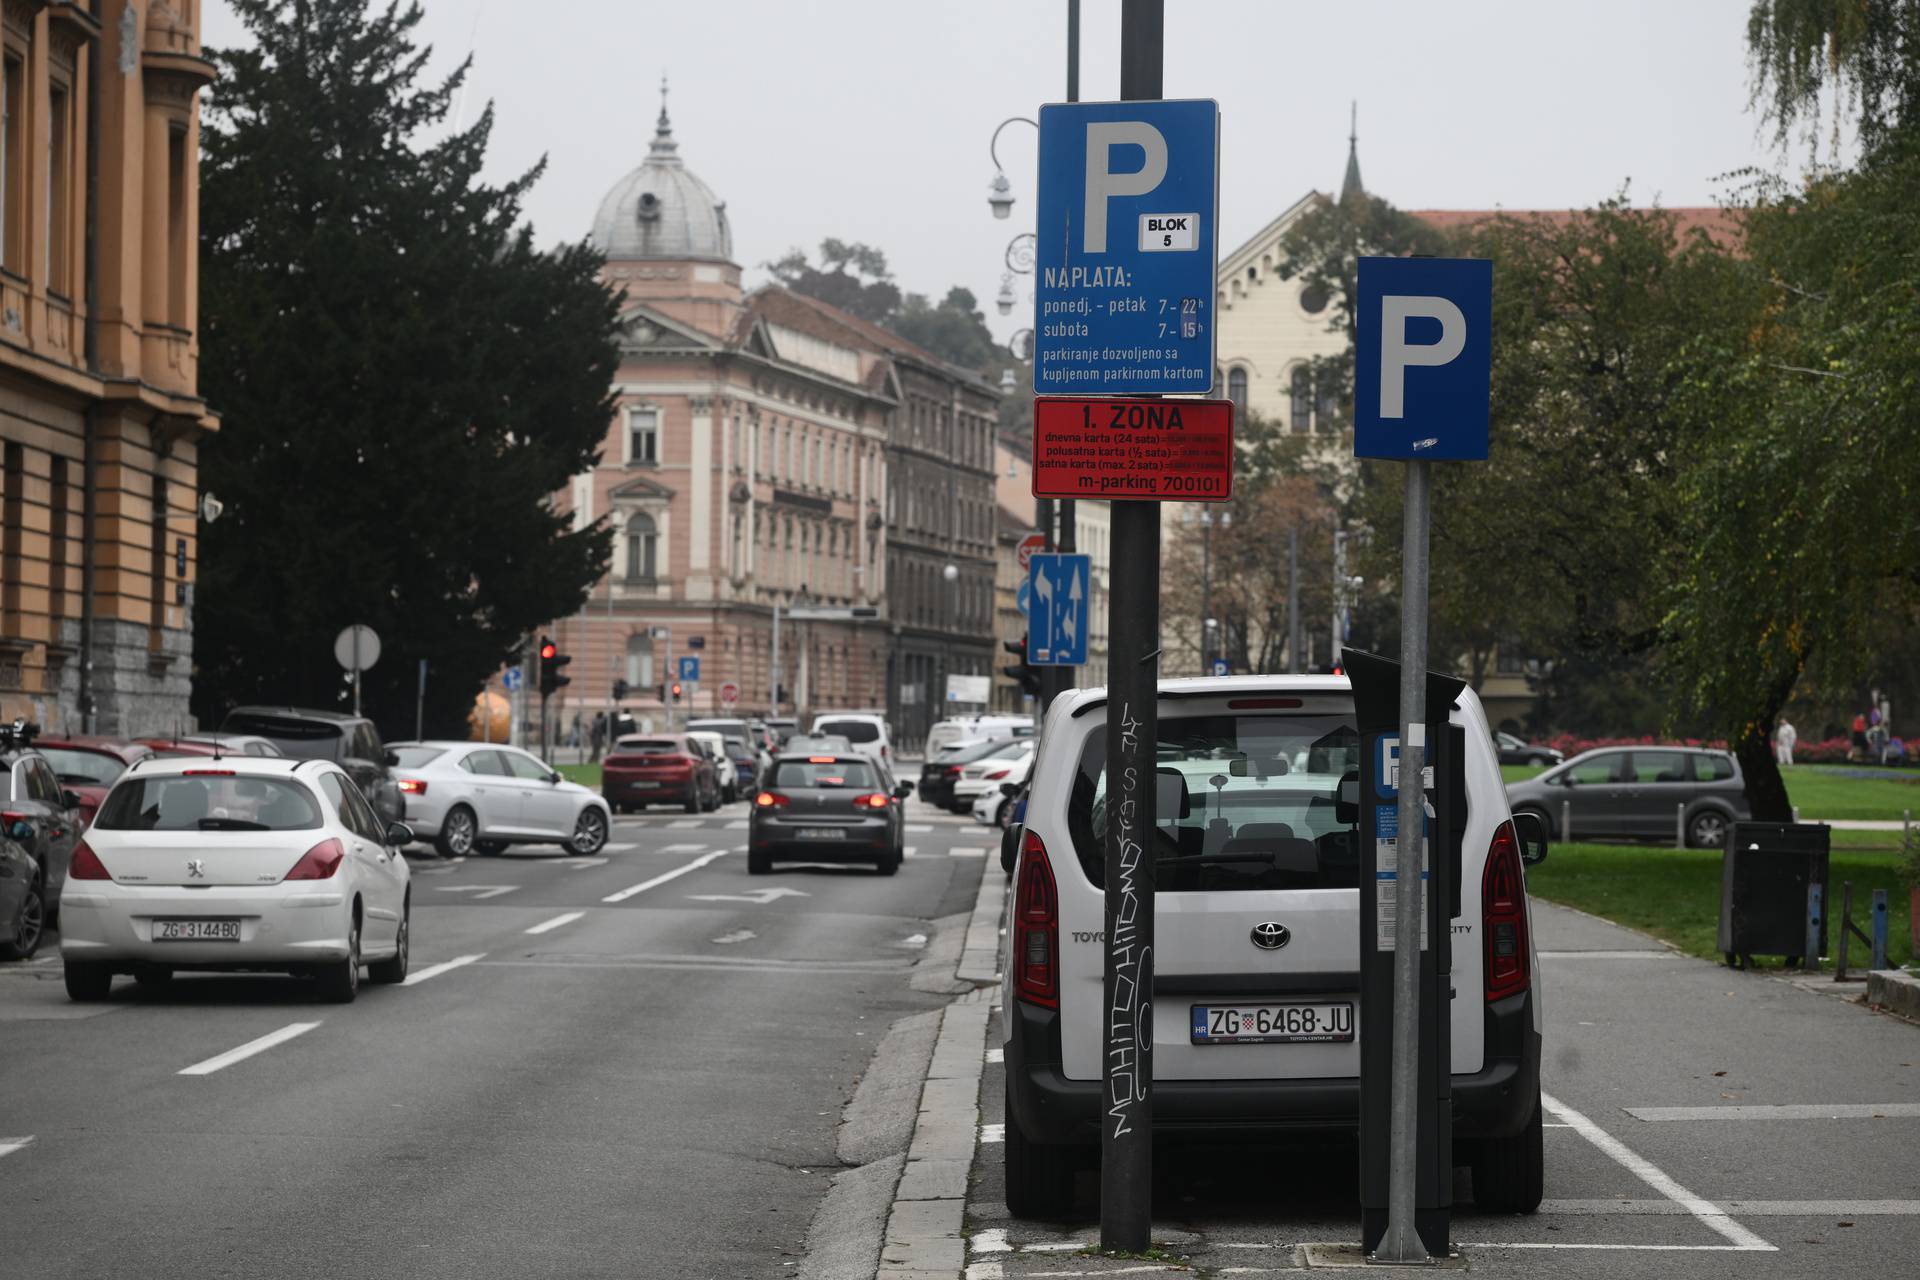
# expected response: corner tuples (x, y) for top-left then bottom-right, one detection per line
(1033, 99), (1219, 397)
(1353, 257), (1492, 461)
(677, 655), (700, 683)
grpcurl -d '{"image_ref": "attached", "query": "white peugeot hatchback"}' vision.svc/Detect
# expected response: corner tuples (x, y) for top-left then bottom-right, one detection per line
(1000, 676), (1544, 1220)
(58, 756), (413, 1003)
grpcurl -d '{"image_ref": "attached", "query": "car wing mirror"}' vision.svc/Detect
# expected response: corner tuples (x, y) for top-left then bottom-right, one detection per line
(893, 781), (914, 799)
(385, 821), (415, 848)
(1334, 771), (1360, 825)
(1510, 810), (1548, 865)
(61, 789), (82, 809)
(548, 771), (563, 784)
(6, 818), (31, 841)
(384, 750), (401, 768)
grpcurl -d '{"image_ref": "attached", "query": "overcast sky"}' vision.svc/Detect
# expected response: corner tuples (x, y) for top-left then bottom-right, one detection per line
(204, 1), (1831, 346)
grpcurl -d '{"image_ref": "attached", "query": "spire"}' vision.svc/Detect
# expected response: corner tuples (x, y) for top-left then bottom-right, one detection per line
(1340, 100), (1363, 203)
(651, 73), (680, 160)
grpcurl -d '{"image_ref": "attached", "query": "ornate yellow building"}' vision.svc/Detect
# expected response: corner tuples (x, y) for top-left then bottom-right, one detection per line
(0, 1), (214, 732)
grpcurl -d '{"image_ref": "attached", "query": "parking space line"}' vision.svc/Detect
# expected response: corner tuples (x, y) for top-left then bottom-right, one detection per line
(525, 911), (586, 935)
(950, 846), (988, 858)
(1625, 1103), (1920, 1122)
(667, 819), (703, 829)
(0, 1136), (32, 1159)
(602, 849), (729, 903)
(179, 1021), (322, 1076)
(1542, 1091), (1774, 1251)
(1538, 949), (1677, 959)
(402, 953), (485, 986)
(600, 843), (637, 852)
(979, 1122), (1004, 1144)
(659, 842), (708, 853)
(1539, 1198), (1920, 1216)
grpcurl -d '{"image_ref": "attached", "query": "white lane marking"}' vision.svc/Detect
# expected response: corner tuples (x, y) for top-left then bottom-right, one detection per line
(1626, 1103), (1920, 1122)
(972, 1227), (1011, 1254)
(712, 929), (756, 945)
(978, 1122), (1005, 1144)
(1538, 949), (1678, 959)
(686, 886), (809, 905)
(562, 857), (610, 870)
(1538, 1198), (1920, 1216)
(905, 824), (933, 834)
(1461, 1242), (1778, 1252)
(179, 1022), (322, 1076)
(903, 846), (917, 858)
(524, 911), (586, 935)
(600, 843), (637, 852)
(667, 818), (703, 829)
(402, 953), (485, 986)
(725, 820), (749, 830)
(900, 933), (929, 949)
(986, 1047), (1004, 1064)
(0, 1136), (33, 1159)
(1542, 1091), (1774, 1251)
(950, 846), (988, 858)
(602, 849), (729, 902)
(433, 884), (517, 900)
(659, 842), (709, 853)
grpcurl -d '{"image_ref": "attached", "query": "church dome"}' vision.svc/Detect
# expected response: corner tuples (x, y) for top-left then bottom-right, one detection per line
(591, 90), (733, 264)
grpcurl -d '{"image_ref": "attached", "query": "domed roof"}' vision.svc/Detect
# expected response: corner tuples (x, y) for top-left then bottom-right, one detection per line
(591, 87), (733, 264)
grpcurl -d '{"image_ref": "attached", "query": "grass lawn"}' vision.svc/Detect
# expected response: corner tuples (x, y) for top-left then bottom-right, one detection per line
(558, 762), (601, 788)
(1499, 760), (1919, 821)
(1527, 841), (1915, 972)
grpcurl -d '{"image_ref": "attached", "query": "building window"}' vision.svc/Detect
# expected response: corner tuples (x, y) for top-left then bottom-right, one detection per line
(47, 82), (71, 296)
(624, 513), (658, 582)
(1, 53), (21, 274)
(627, 407), (659, 465)
(168, 127), (189, 327)
(1227, 366), (1248, 412)
(1315, 373), (1338, 431)
(625, 633), (654, 689)
(1, 442), (20, 633)
(150, 471), (169, 637)
(1290, 367), (1312, 433)
(48, 456), (67, 626)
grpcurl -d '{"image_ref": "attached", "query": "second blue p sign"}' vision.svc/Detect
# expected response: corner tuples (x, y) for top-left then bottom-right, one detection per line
(1353, 257), (1492, 461)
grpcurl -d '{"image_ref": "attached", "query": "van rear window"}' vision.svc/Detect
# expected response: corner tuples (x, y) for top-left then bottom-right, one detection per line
(817, 720), (880, 743)
(1067, 709), (1361, 893)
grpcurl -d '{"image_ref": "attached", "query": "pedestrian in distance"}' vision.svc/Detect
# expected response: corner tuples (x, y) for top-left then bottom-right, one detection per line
(589, 711), (606, 763)
(1852, 711), (1870, 761)
(569, 711), (582, 750)
(1774, 719), (1797, 768)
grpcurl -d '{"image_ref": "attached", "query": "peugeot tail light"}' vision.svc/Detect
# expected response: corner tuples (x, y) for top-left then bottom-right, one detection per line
(285, 838), (346, 881)
(69, 839), (112, 881)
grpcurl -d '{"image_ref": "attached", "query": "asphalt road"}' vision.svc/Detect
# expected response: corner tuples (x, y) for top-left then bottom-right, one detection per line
(966, 900), (1920, 1277)
(0, 791), (993, 1280)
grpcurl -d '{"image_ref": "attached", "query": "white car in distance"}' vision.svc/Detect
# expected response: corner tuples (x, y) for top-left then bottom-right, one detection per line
(387, 741), (613, 858)
(687, 730), (740, 803)
(953, 740), (1034, 814)
(971, 749), (1034, 828)
(58, 756), (414, 1003)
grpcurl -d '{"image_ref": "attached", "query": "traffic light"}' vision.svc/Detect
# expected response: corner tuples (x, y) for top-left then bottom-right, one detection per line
(538, 636), (572, 696)
(612, 678), (630, 702)
(670, 681), (683, 702)
(1002, 635), (1042, 699)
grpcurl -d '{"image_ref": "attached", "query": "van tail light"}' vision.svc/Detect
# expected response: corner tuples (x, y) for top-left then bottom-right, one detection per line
(285, 838), (346, 881)
(854, 793), (891, 809)
(1012, 830), (1059, 1009)
(398, 778), (427, 795)
(1483, 819), (1530, 1004)
(69, 839), (112, 881)
(754, 792), (789, 808)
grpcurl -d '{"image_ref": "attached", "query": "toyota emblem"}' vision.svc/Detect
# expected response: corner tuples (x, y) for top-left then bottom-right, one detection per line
(1250, 922), (1290, 950)
(187, 859), (206, 879)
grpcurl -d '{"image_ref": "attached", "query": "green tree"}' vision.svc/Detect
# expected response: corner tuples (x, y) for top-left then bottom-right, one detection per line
(1747, 0), (1920, 153)
(194, 0), (618, 737)
(891, 286), (999, 370)
(766, 238), (902, 326)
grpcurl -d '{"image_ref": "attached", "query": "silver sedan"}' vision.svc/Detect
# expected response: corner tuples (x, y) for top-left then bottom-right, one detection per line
(387, 741), (612, 858)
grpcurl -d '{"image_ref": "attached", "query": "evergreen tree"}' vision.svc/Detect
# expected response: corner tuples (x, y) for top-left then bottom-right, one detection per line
(194, 0), (618, 737)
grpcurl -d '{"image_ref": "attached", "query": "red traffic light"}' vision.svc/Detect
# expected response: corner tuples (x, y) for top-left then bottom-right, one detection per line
(670, 682), (683, 698)
(540, 641), (558, 661)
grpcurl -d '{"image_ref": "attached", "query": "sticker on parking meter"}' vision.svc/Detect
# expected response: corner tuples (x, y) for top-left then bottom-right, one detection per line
(1374, 804), (1429, 952)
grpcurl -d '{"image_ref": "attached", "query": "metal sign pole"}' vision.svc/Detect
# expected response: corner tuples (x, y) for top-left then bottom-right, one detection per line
(1100, 0), (1163, 1255)
(1378, 458), (1432, 1263)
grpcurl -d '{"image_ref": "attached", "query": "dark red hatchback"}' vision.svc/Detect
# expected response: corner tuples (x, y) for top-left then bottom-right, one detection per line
(31, 736), (154, 828)
(602, 734), (720, 814)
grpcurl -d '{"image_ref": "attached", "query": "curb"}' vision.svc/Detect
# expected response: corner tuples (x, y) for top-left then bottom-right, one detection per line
(876, 990), (993, 1278)
(956, 863), (1006, 986)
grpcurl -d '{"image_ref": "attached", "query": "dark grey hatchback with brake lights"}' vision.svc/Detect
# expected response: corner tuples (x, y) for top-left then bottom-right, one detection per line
(748, 753), (912, 876)
(1505, 746), (1749, 847)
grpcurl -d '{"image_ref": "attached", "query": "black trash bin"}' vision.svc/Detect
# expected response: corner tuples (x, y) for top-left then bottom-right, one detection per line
(1716, 821), (1831, 968)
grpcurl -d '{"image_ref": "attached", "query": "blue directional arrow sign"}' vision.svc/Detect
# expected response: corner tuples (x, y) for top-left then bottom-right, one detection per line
(501, 667), (523, 692)
(1027, 553), (1090, 667)
(677, 655), (701, 683)
(1016, 578), (1032, 618)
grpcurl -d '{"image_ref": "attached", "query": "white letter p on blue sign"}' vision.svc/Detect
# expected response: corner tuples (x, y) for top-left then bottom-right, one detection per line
(1352, 257), (1491, 461)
